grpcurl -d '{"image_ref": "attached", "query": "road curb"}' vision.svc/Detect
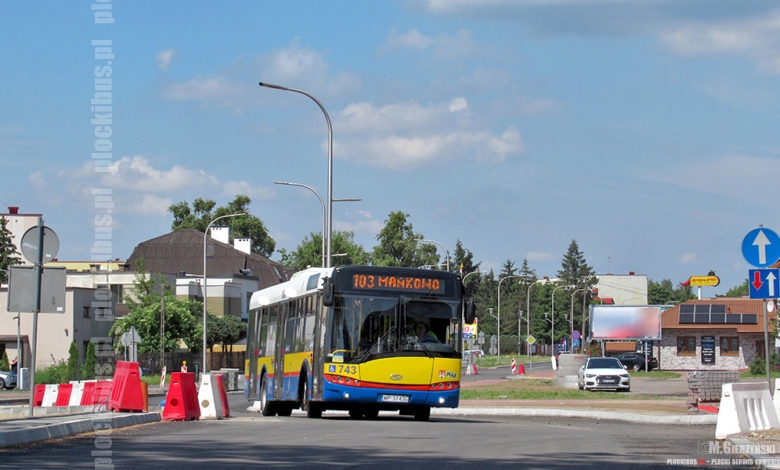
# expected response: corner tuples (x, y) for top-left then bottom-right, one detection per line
(433, 406), (717, 425)
(0, 412), (161, 448)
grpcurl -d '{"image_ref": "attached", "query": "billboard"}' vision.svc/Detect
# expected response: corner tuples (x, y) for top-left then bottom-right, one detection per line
(589, 305), (661, 340)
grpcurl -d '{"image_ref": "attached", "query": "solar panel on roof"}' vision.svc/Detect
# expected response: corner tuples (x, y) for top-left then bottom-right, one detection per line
(711, 304), (726, 314)
(679, 313), (693, 323)
(742, 314), (758, 324)
(680, 304), (695, 314)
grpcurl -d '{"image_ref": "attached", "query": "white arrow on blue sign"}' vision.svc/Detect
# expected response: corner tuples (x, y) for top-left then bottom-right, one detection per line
(742, 227), (780, 268)
(749, 268), (780, 299)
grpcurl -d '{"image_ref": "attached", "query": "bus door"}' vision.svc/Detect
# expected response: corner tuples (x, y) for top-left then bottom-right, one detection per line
(273, 302), (287, 399)
(247, 310), (260, 399)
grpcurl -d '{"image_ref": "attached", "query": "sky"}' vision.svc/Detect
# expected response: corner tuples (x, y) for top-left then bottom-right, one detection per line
(2, 1), (779, 297)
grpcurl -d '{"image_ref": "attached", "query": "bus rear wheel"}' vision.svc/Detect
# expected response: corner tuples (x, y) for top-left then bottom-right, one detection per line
(260, 375), (275, 417)
(301, 375), (322, 418)
(413, 406), (431, 421)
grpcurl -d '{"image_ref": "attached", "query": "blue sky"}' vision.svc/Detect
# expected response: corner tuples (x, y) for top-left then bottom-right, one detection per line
(2, 1), (779, 295)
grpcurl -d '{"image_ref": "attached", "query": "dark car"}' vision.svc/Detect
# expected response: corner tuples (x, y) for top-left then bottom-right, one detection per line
(615, 352), (658, 372)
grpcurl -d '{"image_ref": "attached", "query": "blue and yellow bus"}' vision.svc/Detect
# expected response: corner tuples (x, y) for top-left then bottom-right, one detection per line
(245, 265), (475, 420)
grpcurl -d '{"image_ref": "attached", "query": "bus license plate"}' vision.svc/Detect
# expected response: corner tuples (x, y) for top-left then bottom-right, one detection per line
(381, 394), (409, 403)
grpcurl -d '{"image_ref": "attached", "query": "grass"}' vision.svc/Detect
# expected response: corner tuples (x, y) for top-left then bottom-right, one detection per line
(459, 377), (647, 400)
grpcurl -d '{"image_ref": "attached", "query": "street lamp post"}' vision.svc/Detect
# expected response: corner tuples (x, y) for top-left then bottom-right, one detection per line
(259, 81), (334, 267)
(274, 181), (361, 267)
(417, 239), (450, 271)
(570, 288), (589, 352)
(550, 284), (571, 356)
(203, 212), (245, 375)
(497, 275), (524, 366)
(526, 278), (549, 360)
(275, 181), (326, 267)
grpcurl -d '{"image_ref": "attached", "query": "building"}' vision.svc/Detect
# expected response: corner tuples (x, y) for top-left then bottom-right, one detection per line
(0, 205), (294, 370)
(659, 298), (773, 370)
(125, 228), (294, 319)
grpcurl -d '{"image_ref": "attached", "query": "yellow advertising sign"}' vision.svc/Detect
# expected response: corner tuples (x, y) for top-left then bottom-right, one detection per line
(688, 275), (720, 287)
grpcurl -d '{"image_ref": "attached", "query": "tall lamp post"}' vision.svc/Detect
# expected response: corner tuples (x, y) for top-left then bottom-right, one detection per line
(526, 277), (549, 360)
(550, 284), (571, 356)
(203, 212), (245, 374)
(417, 239), (450, 271)
(497, 275), (524, 366)
(274, 181), (361, 267)
(259, 81), (334, 267)
(570, 288), (589, 352)
(275, 181), (326, 267)
(460, 270), (485, 354)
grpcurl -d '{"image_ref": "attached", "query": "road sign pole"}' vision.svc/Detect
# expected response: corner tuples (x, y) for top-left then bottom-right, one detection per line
(764, 299), (771, 390)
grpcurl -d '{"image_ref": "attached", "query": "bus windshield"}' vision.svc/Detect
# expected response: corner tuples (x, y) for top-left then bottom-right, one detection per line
(327, 293), (460, 363)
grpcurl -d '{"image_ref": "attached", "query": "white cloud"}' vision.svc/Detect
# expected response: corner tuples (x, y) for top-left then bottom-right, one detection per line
(659, 11), (780, 74)
(156, 48), (177, 72)
(128, 194), (172, 216)
(679, 252), (697, 265)
(381, 28), (479, 60)
(384, 29), (433, 50)
(259, 38), (330, 84)
(334, 99), (523, 170)
(448, 97), (468, 112)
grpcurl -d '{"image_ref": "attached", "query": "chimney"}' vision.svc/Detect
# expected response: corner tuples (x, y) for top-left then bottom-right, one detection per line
(8, 206), (19, 214)
(210, 226), (230, 244)
(234, 238), (251, 255)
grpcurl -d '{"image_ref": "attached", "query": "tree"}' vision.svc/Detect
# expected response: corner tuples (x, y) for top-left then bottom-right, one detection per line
(555, 240), (598, 343)
(0, 216), (21, 283)
(370, 211), (437, 268)
(281, 231), (369, 270)
(725, 279), (749, 297)
(647, 279), (695, 305)
(0, 350), (8, 371)
(110, 265), (202, 358)
(82, 341), (97, 380)
(452, 240), (479, 274)
(67, 342), (80, 381)
(168, 194), (275, 257)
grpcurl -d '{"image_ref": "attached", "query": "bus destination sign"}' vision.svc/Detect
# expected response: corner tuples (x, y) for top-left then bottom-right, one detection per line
(351, 274), (445, 294)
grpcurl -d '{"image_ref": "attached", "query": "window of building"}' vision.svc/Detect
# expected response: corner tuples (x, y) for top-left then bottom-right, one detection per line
(676, 336), (696, 356)
(719, 336), (739, 356)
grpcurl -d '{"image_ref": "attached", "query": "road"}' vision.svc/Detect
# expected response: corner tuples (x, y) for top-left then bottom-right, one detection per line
(0, 392), (731, 469)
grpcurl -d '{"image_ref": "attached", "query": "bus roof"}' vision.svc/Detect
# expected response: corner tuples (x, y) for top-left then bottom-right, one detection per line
(249, 266), (333, 310)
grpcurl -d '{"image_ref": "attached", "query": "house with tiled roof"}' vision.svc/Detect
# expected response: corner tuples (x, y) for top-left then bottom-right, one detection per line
(659, 298), (774, 370)
(125, 228), (295, 319)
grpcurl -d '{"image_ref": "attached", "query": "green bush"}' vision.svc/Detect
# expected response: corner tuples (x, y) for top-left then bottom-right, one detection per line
(35, 359), (69, 384)
(748, 352), (780, 375)
(0, 351), (9, 371)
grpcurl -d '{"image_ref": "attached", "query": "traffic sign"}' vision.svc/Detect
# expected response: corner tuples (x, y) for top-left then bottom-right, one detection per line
(742, 227), (780, 268)
(749, 269), (780, 299)
(571, 330), (581, 341)
(526, 335), (536, 345)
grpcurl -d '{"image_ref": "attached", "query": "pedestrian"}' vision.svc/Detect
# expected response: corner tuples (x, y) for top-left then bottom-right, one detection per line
(10, 356), (18, 374)
(181, 360), (188, 373)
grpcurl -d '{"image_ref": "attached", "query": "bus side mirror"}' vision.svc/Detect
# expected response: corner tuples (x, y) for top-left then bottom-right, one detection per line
(464, 299), (476, 324)
(322, 277), (334, 307)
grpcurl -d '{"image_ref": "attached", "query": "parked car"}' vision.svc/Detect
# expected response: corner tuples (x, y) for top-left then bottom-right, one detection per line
(463, 349), (485, 360)
(577, 357), (631, 392)
(0, 370), (17, 390)
(614, 352), (658, 372)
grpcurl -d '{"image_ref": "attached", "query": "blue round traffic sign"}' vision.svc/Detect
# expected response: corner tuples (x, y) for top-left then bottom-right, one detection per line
(742, 227), (780, 268)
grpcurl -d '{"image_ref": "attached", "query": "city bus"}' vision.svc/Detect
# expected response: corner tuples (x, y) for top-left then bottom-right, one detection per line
(244, 265), (475, 420)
